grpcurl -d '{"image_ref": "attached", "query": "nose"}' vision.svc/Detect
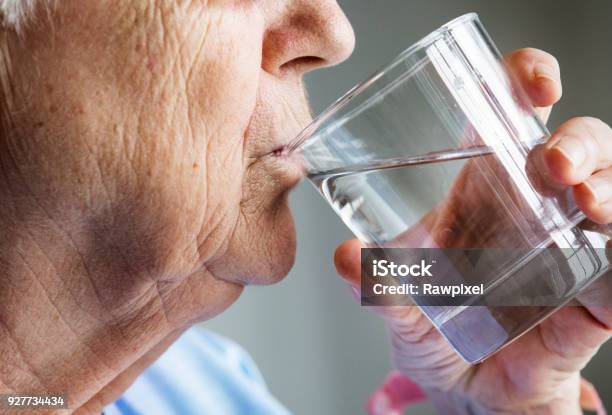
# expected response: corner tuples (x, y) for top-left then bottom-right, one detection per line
(261, 0), (355, 76)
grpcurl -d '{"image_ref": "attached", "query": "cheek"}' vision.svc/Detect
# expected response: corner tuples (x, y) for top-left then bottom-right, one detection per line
(9, 1), (271, 283)
(101, 3), (267, 273)
(187, 5), (264, 154)
(139, 3), (265, 165)
(130, 6), (265, 215)
(114, 1), (265, 157)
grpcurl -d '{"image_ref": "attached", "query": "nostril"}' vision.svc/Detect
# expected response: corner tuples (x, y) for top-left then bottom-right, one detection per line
(279, 56), (327, 73)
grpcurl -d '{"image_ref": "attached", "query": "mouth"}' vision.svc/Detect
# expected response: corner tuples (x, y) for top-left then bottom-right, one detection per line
(270, 143), (293, 158)
(253, 139), (303, 163)
(254, 138), (297, 159)
(253, 143), (307, 184)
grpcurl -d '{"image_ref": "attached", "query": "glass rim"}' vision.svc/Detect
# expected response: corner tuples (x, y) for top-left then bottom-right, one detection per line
(289, 12), (480, 152)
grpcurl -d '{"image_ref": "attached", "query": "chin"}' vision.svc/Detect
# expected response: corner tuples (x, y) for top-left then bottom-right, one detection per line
(248, 204), (298, 285)
(208, 198), (298, 286)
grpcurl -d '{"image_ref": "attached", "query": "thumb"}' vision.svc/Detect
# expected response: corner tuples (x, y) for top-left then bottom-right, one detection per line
(334, 239), (362, 287)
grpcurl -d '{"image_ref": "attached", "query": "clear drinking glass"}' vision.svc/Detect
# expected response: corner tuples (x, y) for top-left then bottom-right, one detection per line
(293, 13), (612, 363)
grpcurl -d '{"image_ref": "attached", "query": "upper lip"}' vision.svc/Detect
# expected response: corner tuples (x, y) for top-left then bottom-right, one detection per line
(246, 99), (313, 160)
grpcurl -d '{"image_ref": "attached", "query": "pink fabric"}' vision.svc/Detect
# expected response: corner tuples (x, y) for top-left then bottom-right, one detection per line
(366, 372), (608, 415)
(366, 371), (427, 415)
(581, 377), (608, 415)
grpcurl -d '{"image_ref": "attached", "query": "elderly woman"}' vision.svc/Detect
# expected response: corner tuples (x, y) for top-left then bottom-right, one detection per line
(0, 0), (611, 414)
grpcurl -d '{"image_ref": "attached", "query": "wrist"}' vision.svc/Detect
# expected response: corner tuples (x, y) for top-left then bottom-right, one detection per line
(424, 386), (480, 415)
(424, 386), (582, 415)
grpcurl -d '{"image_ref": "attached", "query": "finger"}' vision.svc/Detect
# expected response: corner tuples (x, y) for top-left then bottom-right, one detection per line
(575, 242), (612, 330)
(574, 166), (612, 224)
(535, 306), (611, 374)
(335, 240), (414, 307)
(505, 48), (562, 121)
(334, 239), (361, 287)
(544, 117), (612, 185)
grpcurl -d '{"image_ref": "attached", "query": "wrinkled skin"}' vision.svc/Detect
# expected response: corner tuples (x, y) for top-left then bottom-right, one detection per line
(336, 49), (612, 414)
(0, 1), (354, 413)
(3, 2), (610, 414)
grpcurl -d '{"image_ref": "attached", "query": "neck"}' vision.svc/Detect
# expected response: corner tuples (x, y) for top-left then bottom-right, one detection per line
(0, 187), (179, 412)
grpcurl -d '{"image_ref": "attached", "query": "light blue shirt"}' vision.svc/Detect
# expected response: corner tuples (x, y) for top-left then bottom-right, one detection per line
(103, 329), (290, 415)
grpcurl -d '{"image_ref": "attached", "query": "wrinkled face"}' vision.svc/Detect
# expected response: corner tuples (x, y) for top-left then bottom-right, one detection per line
(2, 0), (353, 314)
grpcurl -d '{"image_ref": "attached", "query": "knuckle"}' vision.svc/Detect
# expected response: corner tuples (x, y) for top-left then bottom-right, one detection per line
(543, 52), (560, 70)
(585, 116), (612, 134)
(512, 47), (540, 59)
(580, 117), (611, 150)
(585, 206), (612, 225)
(596, 212), (612, 225)
(561, 117), (604, 141)
(581, 116), (605, 128)
(510, 47), (557, 66)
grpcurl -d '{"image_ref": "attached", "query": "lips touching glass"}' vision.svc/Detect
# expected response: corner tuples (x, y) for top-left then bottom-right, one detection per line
(290, 13), (612, 363)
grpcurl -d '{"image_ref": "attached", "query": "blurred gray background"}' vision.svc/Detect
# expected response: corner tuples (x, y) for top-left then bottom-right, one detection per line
(204, 1), (612, 413)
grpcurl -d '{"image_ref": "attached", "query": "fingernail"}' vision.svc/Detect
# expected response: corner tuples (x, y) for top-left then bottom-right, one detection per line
(534, 63), (558, 82)
(552, 135), (586, 168)
(584, 178), (612, 206)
